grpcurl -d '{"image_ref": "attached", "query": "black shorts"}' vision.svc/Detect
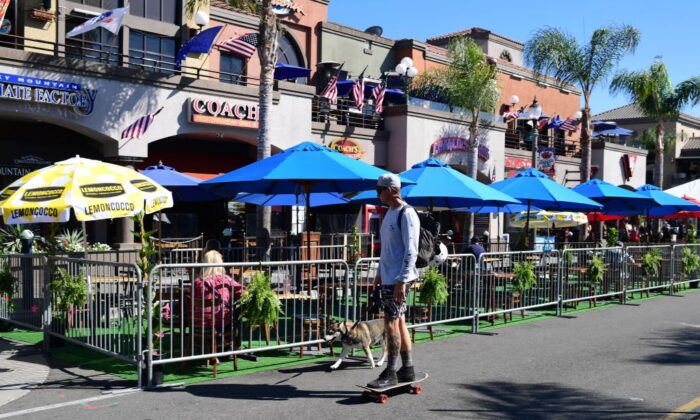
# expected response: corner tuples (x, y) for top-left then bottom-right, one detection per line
(380, 283), (409, 320)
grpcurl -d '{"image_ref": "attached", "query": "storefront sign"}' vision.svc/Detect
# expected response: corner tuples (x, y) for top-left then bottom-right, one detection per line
(0, 1), (10, 25)
(537, 147), (556, 177)
(432, 137), (490, 162)
(0, 72), (97, 115)
(0, 155), (52, 178)
(505, 157), (531, 170)
(189, 98), (259, 129)
(328, 138), (365, 159)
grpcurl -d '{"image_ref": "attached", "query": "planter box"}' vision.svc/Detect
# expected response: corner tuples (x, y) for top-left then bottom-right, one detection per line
(30, 9), (56, 22)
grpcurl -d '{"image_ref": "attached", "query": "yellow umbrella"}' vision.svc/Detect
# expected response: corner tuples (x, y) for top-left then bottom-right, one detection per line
(0, 156), (173, 224)
(510, 210), (588, 229)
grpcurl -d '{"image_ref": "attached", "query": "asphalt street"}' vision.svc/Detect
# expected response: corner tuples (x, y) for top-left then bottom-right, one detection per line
(2, 291), (700, 419)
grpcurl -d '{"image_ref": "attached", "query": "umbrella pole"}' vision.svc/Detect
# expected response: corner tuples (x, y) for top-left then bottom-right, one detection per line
(81, 220), (88, 259)
(304, 183), (313, 355)
(157, 211), (163, 264)
(525, 200), (531, 250)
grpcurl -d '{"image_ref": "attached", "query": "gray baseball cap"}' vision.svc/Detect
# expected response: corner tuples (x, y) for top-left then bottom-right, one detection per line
(377, 173), (401, 189)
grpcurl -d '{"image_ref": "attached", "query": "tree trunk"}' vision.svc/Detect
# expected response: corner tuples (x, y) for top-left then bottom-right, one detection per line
(654, 120), (665, 189)
(579, 94), (592, 183)
(256, 0), (278, 247)
(465, 122), (479, 243)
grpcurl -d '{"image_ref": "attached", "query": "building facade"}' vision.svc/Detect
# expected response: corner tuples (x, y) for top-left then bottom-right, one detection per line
(0, 0), (584, 245)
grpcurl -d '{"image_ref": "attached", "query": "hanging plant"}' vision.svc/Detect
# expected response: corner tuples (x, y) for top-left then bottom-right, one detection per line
(419, 267), (448, 306)
(237, 271), (282, 326)
(512, 261), (537, 293)
(587, 254), (606, 283)
(0, 262), (15, 312)
(642, 249), (662, 278)
(606, 227), (619, 248)
(681, 247), (700, 278)
(50, 268), (87, 319)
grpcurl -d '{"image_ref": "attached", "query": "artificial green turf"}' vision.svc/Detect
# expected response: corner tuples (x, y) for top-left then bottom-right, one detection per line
(2, 286), (698, 387)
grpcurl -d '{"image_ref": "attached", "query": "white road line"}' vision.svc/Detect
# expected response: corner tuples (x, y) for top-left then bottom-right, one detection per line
(0, 390), (140, 419)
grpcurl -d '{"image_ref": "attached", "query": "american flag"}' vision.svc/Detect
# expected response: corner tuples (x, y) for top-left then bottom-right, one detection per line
(352, 77), (365, 111)
(217, 33), (259, 59)
(560, 117), (577, 131)
(503, 110), (519, 120)
(320, 73), (339, 104)
(537, 117), (549, 130)
(372, 83), (386, 113)
(121, 109), (162, 140)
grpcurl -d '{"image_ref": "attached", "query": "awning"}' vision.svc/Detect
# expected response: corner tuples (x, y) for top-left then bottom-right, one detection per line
(592, 127), (634, 138)
(274, 63), (310, 80)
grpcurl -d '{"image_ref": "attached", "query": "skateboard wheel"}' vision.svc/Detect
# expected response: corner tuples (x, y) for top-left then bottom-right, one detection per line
(378, 394), (388, 404)
(412, 385), (422, 395)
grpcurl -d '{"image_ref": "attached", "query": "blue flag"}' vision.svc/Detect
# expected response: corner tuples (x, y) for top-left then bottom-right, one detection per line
(175, 26), (224, 68)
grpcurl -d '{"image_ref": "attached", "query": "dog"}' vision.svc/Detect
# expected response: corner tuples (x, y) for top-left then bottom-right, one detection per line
(324, 319), (387, 370)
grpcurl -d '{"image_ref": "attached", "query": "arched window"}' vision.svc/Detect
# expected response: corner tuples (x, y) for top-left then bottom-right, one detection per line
(276, 32), (306, 83)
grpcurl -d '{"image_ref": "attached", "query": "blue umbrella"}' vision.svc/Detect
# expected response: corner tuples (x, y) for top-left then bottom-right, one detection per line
(572, 179), (655, 214)
(459, 204), (537, 214)
(274, 63), (311, 80)
(233, 192), (349, 207)
(592, 127), (634, 138)
(202, 141), (410, 196)
(350, 158), (519, 209)
(490, 168), (602, 247)
(140, 162), (222, 202)
(631, 184), (700, 217)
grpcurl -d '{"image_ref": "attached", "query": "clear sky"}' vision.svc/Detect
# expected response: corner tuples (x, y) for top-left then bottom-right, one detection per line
(328, 0), (700, 117)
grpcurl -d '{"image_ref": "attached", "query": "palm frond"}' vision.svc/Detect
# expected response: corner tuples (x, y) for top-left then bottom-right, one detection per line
(524, 27), (582, 85)
(674, 77), (700, 109)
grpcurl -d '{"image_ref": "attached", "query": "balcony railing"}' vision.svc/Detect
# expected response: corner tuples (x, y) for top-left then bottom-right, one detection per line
(312, 96), (383, 130)
(505, 130), (581, 158)
(0, 33), (259, 87)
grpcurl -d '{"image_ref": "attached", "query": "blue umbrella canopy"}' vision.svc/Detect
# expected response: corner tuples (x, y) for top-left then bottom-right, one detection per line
(459, 203), (538, 214)
(592, 127), (634, 138)
(490, 168), (602, 211)
(350, 158), (519, 208)
(140, 162), (222, 202)
(627, 184), (700, 217)
(233, 192), (349, 207)
(571, 179), (655, 214)
(274, 63), (311, 80)
(202, 141), (412, 196)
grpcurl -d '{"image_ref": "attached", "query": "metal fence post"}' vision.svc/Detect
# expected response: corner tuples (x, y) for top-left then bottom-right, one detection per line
(42, 255), (52, 353)
(146, 267), (153, 387)
(136, 266), (144, 389)
(472, 255), (481, 334)
(670, 245), (676, 296)
(556, 250), (563, 317)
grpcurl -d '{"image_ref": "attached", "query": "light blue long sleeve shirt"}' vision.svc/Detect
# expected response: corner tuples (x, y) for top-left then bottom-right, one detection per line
(379, 204), (420, 285)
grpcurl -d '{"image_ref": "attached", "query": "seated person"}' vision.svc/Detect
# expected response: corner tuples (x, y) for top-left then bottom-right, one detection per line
(463, 237), (486, 261)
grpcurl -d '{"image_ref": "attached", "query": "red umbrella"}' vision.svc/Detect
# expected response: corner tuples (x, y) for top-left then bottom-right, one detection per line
(658, 195), (700, 219)
(587, 213), (624, 222)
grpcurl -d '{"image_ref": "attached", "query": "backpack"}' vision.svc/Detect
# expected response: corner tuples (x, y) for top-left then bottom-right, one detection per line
(397, 206), (440, 268)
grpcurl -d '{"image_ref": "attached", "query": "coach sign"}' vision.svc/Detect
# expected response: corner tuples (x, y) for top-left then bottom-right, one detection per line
(189, 98), (259, 129)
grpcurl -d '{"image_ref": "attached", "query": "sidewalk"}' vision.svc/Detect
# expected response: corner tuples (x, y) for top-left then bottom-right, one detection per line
(0, 339), (49, 408)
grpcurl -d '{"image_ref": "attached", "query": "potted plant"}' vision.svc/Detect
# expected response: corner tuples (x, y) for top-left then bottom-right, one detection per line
(50, 267), (87, 333)
(681, 247), (700, 288)
(640, 249), (662, 297)
(511, 261), (537, 315)
(57, 229), (87, 257)
(237, 271), (282, 348)
(587, 253), (606, 284)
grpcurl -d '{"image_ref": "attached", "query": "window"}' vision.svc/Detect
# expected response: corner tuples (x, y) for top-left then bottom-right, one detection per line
(128, 30), (176, 74)
(65, 14), (120, 65)
(76, 0), (122, 8)
(276, 33), (306, 83)
(129, 0), (178, 24)
(220, 53), (246, 85)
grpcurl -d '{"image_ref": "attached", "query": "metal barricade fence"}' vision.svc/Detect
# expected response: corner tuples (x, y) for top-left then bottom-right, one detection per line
(559, 247), (626, 310)
(45, 257), (143, 370)
(671, 244), (700, 291)
(475, 250), (560, 331)
(146, 259), (350, 385)
(353, 255), (478, 333)
(0, 253), (49, 331)
(625, 245), (674, 297)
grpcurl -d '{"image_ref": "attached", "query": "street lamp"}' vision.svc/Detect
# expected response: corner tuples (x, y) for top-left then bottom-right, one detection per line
(194, 11), (209, 31)
(510, 95), (520, 109)
(395, 57), (419, 96)
(528, 97), (543, 167)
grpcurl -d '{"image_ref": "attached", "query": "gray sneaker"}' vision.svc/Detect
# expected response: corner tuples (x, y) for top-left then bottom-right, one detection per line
(367, 368), (398, 388)
(396, 365), (415, 383)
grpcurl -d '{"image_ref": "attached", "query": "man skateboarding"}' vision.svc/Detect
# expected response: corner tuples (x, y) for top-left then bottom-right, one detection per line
(367, 173), (420, 388)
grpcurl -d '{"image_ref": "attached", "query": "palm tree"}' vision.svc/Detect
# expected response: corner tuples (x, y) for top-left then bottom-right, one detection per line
(186, 0), (278, 246)
(524, 25), (640, 183)
(610, 59), (700, 188)
(411, 37), (499, 240)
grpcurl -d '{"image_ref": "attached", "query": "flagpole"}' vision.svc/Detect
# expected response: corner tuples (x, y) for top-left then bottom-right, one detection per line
(195, 23), (228, 79)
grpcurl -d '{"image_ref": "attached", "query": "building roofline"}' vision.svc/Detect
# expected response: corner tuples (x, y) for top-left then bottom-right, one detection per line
(427, 27), (524, 49)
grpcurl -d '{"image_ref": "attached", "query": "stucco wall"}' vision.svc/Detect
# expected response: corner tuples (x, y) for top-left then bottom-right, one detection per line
(591, 142), (647, 188)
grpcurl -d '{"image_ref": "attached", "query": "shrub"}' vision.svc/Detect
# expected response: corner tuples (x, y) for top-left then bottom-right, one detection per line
(50, 268), (87, 317)
(419, 267), (448, 306)
(237, 271), (282, 325)
(587, 253), (606, 283)
(512, 261), (537, 292)
(642, 249), (662, 278)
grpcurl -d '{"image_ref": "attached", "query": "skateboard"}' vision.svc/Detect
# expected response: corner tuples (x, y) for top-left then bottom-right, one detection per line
(357, 372), (428, 403)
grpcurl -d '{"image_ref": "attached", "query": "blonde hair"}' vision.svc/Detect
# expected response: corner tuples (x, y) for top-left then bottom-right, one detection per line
(202, 249), (225, 277)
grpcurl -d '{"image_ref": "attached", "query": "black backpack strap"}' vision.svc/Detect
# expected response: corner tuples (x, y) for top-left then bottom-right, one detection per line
(396, 205), (412, 232)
